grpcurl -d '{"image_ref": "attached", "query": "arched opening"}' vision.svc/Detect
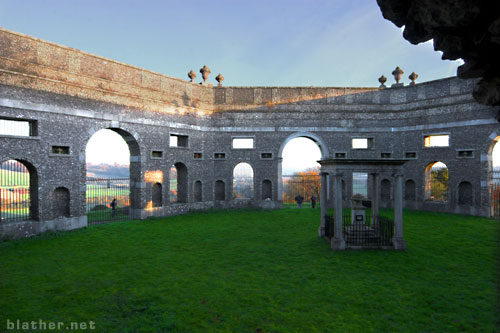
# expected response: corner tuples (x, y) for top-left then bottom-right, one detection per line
(381, 178), (391, 203)
(404, 179), (416, 201)
(152, 182), (162, 207)
(86, 128), (138, 223)
(170, 162), (188, 203)
(233, 163), (254, 199)
(52, 187), (70, 218)
(458, 181), (473, 205)
(0, 159), (38, 221)
(262, 179), (272, 200)
(425, 162), (449, 202)
(279, 134), (325, 207)
(215, 180), (225, 201)
(489, 136), (500, 217)
(194, 180), (202, 202)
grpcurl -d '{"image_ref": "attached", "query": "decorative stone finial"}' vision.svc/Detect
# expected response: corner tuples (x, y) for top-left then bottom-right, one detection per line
(188, 70), (196, 82)
(392, 66), (404, 84)
(378, 75), (387, 88)
(199, 65), (211, 85)
(215, 73), (224, 87)
(409, 72), (419, 85)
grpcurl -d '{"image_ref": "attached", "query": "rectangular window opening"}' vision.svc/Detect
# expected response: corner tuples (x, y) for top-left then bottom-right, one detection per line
(335, 152), (346, 158)
(261, 152), (273, 159)
(170, 134), (189, 148)
(405, 152), (417, 159)
(214, 153), (226, 159)
(151, 151), (163, 159)
(51, 145), (70, 155)
(424, 135), (449, 147)
(381, 152), (392, 158)
(457, 150), (473, 158)
(0, 118), (36, 137)
(352, 138), (373, 149)
(232, 137), (254, 149)
(194, 152), (203, 159)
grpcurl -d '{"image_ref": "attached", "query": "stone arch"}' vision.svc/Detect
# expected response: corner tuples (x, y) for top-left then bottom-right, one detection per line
(214, 180), (225, 201)
(194, 180), (202, 202)
(262, 179), (272, 200)
(458, 181), (473, 205)
(381, 178), (391, 202)
(425, 161), (449, 202)
(277, 132), (329, 201)
(170, 162), (188, 203)
(52, 187), (70, 218)
(152, 182), (162, 207)
(0, 159), (39, 221)
(85, 127), (141, 217)
(404, 179), (416, 201)
(233, 162), (254, 199)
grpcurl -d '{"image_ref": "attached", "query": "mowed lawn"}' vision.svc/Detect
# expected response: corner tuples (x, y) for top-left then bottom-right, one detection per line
(0, 209), (498, 332)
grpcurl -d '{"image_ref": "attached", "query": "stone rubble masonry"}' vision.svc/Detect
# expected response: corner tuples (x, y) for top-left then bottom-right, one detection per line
(0, 27), (498, 240)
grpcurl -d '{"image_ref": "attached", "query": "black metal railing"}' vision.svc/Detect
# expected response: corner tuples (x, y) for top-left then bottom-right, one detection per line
(86, 177), (131, 225)
(0, 160), (30, 222)
(490, 172), (500, 218)
(324, 213), (394, 247)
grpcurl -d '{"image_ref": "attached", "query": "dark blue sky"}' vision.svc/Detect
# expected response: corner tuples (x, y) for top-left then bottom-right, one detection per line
(0, 0), (462, 87)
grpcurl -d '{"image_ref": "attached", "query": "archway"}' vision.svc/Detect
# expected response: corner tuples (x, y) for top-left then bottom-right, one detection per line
(0, 159), (38, 221)
(233, 163), (254, 199)
(488, 136), (500, 216)
(279, 133), (325, 207)
(170, 162), (188, 203)
(424, 162), (449, 202)
(85, 128), (138, 223)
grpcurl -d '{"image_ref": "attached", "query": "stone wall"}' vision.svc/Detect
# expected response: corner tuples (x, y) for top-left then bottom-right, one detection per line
(0, 28), (498, 239)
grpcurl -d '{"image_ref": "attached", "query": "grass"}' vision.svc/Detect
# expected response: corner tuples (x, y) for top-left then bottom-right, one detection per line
(0, 208), (498, 332)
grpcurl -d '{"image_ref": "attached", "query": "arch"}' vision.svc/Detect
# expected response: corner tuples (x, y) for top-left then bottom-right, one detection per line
(0, 159), (38, 221)
(85, 127), (140, 221)
(170, 162), (188, 203)
(425, 161), (449, 202)
(52, 187), (70, 218)
(194, 180), (202, 202)
(381, 179), (391, 201)
(262, 179), (272, 200)
(458, 181), (473, 205)
(214, 180), (225, 201)
(278, 132), (329, 159)
(233, 162), (254, 199)
(152, 182), (162, 207)
(404, 179), (416, 201)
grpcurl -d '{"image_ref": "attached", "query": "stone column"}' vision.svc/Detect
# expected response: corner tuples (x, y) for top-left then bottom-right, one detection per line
(392, 173), (406, 250)
(277, 157), (283, 204)
(331, 173), (346, 250)
(319, 172), (328, 237)
(370, 173), (379, 226)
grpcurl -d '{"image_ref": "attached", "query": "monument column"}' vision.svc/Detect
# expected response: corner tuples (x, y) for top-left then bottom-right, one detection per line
(331, 173), (346, 250)
(319, 172), (328, 237)
(370, 173), (380, 225)
(392, 172), (406, 250)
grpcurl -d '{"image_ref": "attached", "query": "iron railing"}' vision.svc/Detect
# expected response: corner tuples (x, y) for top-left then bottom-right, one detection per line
(86, 177), (130, 225)
(324, 213), (394, 247)
(490, 171), (500, 218)
(0, 160), (30, 222)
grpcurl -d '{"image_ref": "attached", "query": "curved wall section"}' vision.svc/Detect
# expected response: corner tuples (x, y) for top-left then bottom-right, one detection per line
(0, 28), (497, 239)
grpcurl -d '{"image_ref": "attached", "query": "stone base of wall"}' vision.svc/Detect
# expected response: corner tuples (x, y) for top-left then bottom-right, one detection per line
(0, 216), (87, 240)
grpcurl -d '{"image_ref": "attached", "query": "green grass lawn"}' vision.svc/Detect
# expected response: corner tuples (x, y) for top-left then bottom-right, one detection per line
(0, 209), (498, 332)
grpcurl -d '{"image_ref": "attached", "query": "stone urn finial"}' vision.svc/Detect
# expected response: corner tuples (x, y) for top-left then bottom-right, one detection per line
(378, 75), (387, 88)
(215, 73), (224, 87)
(409, 72), (419, 85)
(392, 66), (404, 84)
(188, 70), (196, 82)
(350, 193), (366, 209)
(199, 65), (211, 85)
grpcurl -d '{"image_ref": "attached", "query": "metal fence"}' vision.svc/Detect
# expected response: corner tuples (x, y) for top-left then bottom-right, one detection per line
(86, 177), (131, 225)
(282, 174), (321, 207)
(324, 213), (394, 247)
(490, 171), (500, 218)
(0, 160), (30, 222)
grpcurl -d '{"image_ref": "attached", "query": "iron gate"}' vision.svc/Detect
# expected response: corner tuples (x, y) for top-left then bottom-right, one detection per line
(86, 177), (131, 225)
